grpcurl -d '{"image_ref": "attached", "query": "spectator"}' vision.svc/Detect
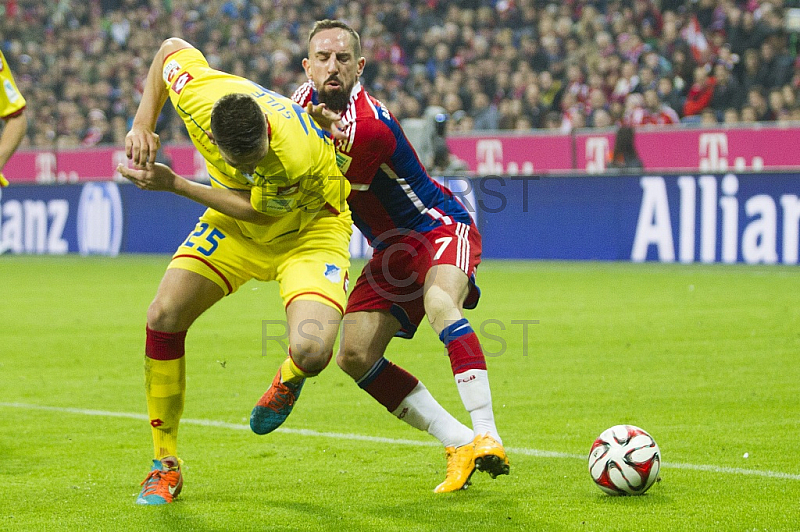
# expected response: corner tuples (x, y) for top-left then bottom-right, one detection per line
(738, 48), (761, 95)
(592, 108), (614, 128)
(623, 92), (647, 126)
(544, 110), (562, 131)
(747, 87), (773, 121)
(668, 46), (696, 93)
(609, 99), (626, 124)
(727, 9), (766, 56)
(612, 60), (639, 102)
(782, 84), (797, 109)
(111, 115), (129, 146)
(559, 92), (586, 132)
(710, 63), (745, 115)
(520, 35), (549, 72)
(633, 66), (658, 94)
(715, 43), (740, 72)
(700, 108), (718, 126)
(683, 66), (716, 118)
(498, 98), (523, 130)
(657, 76), (684, 116)
(569, 110), (587, 131)
(452, 113), (475, 133)
(514, 116), (533, 131)
(432, 138), (469, 175)
(471, 92), (499, 130)
(640, 48), (671, 78)
(7, 0), (800, 146)
(538, 70), (563, 112)
(522, 84), (546, 129)
(82, 108), (113, 146)
(565, 63), (589, 104)
(658, 15), (685, 60)
(756, 40), (793, 90)
(608, 125), (644, 170)
(768, 87), (789, 121)
(586, 88), (610, 126)
(642, 88), (679, 125)
(740, 105), (758, 123)
(723, 107), (740, 124)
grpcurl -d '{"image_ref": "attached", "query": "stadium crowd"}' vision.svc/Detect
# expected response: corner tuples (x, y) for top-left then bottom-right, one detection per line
(3, 0), (800, 149)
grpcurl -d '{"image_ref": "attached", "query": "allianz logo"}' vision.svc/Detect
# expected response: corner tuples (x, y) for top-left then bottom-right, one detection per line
(0, 183), (122, 255)
(632, 175), (800, 264)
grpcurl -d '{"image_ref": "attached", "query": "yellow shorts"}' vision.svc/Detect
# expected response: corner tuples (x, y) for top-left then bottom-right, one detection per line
(168, 208), (352, 313)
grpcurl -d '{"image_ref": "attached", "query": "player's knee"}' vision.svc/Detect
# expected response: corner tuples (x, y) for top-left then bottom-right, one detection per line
(146, 298), (171, 331)
(146, 297), (184, 332)
(423, 285), (458, 327)
(291, 340), (333, 374)
(336, 344), (372, 380)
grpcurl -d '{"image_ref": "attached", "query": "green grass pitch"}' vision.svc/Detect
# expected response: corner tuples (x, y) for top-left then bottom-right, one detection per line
(1, 255), (798, 531)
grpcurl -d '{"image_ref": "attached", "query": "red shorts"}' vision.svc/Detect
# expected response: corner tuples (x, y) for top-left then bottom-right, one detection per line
(346, 222), (482, 339)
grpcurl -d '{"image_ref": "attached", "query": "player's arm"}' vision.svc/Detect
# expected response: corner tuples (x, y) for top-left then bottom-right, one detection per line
(117, 162), (275, 224)
(0, 109), (27, 186)
(346, 119), (397, 186)
(126, 38), (194, 168)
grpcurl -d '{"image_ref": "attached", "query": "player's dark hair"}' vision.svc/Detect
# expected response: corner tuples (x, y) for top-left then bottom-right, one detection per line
(308, 19), (362, 57)
(210, 93), (267, 157)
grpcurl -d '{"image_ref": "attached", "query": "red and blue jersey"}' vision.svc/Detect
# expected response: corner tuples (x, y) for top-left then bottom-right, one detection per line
(292, 81), (475, 250)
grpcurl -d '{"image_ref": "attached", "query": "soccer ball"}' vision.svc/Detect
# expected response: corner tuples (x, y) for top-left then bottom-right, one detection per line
(588, 424), (661, 495)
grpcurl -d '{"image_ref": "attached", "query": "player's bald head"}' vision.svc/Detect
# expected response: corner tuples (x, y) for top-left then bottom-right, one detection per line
(308, 19), (361, 57)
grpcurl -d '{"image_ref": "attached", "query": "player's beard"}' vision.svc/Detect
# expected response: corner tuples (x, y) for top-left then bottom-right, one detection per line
(318, 79), (352, 113)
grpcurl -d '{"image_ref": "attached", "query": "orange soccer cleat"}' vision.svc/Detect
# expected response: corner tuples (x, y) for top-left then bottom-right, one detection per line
(433, 443), (476, 493)
(473, 433), (510, 479)
(250, 369), (305, 435)
(136, 456), (183, 505)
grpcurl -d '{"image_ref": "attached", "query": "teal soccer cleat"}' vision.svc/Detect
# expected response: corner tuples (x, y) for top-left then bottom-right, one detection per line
(250, 369), (305, 435)
(136, 457), (183, 505)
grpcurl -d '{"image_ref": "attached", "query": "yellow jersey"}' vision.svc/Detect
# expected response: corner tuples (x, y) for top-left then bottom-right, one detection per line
(0, 50), (26, 119)
(161, 47), (349, 243)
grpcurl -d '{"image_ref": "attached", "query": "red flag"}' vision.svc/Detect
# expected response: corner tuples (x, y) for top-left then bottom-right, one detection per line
(682, 15), (709, 62)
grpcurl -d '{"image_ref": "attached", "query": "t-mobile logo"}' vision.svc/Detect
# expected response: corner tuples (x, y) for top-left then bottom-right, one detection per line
(699, 133), (728, 171)
(585, 137), (609, 174)
(476, 140), (504, 175)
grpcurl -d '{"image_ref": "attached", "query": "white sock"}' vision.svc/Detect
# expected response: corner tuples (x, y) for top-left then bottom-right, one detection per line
(391, 382), (473, 448)
(454, 368), (501, 443)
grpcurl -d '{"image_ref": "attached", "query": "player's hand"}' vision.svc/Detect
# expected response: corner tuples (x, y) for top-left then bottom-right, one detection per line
(0, 172), (8, 187)
(125, 125), (161, 168)
(116, 162), (180, 192)
(305, 102), (347, 141)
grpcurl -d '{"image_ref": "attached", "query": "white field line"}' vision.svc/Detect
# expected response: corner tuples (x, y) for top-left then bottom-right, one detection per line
(2, 402), (799, 481)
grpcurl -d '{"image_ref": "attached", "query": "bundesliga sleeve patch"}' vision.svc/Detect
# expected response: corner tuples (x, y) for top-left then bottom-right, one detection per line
(162, 59), (181, 84)
(4, 80), (19, 103)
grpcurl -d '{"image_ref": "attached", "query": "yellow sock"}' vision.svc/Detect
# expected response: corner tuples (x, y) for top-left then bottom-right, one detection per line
(279, 356), (312, 384)
(144, 356), (185, 460)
